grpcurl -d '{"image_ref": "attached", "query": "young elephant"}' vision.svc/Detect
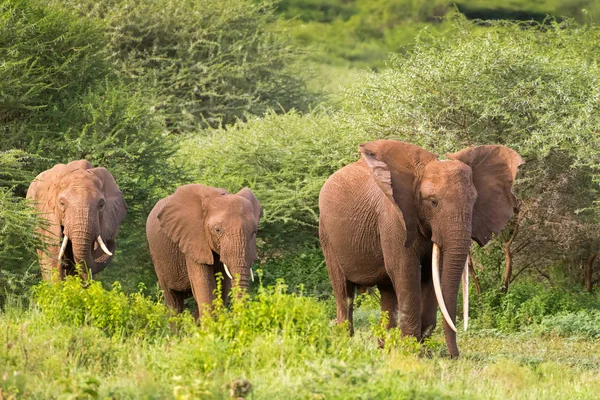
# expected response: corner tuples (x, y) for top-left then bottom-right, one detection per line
(319, 140), (523, 357)
(146, 184), (262, 318)
(26, 160), (127, 281)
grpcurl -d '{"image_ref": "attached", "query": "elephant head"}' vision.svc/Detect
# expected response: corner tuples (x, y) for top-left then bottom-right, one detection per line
(360, 140), (523, 356)
(156, 184), (262, 291)
(27, 160), (127, 280)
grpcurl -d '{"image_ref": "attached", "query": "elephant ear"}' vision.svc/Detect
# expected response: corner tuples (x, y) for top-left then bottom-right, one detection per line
(89, 168), (127, 239)
(447, 145), (524, 246)
(26, 160), (94, 243)
(236, 188), (262, 223)
(359, 140), (438, 247)
(157, 184), (227, 265)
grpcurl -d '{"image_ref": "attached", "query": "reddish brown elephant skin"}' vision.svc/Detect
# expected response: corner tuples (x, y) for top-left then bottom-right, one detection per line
(319, 140), (523, 357)
(26, 160), (126, 281)
(146, 184), (261, 319)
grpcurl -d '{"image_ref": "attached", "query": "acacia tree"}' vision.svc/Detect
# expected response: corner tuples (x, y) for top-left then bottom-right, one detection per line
(55, 0), (318, 132)
(343, 18), (600, 291)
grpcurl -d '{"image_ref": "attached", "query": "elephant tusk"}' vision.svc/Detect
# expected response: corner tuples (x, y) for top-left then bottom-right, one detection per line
(462, 256), (469, 331)
(250, 268), (254, 282)
(432, 243), (457, 333)
(58, 235), (69, 261)
(223, 263), (233, 280)
(96, 236), (113, 256)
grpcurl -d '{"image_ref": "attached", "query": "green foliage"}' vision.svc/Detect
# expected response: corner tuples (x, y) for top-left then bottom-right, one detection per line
(56, 0), (318, 131)
(0, 151), (42, 306)
(471, 282), (600, 332)
(3, 280), (600, 398)
(32, 276), (177, 339)
(258, 246), (330, 296)
(538, 310), (600, 338)
(280, 0), (600, 67)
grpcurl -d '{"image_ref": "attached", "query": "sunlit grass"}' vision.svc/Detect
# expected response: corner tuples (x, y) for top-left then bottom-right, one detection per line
(1, 278), (599, 399)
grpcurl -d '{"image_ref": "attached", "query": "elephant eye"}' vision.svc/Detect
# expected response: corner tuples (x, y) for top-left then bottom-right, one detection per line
(98, 199), (106, 210)
(430, 198), (439, 208)
(213, 226), (222, 235)
(59, 198), (67, 209)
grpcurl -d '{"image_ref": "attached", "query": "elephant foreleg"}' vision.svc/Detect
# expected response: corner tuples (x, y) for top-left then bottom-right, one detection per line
(162, 286), (185, 314)
(186, 258), (216, 320)
(378, 285), (398, 329)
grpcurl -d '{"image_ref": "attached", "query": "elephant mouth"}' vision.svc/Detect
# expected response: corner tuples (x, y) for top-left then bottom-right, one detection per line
(92, 238), (115, 263)
(58, 226), (115, 267)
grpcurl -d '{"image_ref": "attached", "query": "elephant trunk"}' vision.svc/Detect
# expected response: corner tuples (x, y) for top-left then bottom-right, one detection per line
(70, 231), (97, 277)
(439, 235), (471, 358)
(221, 234), (256, 295)
(67, 206), (100, 277)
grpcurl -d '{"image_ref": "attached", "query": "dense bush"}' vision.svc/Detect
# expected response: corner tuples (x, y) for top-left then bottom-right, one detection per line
(0, 151), (43, 306)
(55, 0), (318, 132)
(33, 277), (176, 339)
(471, 282), (600, 332)
(539, 310), (600, 338)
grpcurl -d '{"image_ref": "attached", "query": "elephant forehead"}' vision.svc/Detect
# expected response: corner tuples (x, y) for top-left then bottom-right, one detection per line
(423, 160), (472, 184)
(60, 170), (102, 191)
(209, 195), (254, 216)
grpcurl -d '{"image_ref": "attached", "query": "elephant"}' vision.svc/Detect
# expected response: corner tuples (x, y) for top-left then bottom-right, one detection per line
(146, 184), (262, 318)
(26, 160), (127, 281)
(318, 140), (523, 357)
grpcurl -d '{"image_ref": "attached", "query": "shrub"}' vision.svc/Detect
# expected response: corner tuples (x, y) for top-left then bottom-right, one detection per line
(538, 310), (600, 338)
(471, 282), (600, 332)
(56, 0), (318, 131)
(0, 150), (43, 306)
(32, 276), (178, 339)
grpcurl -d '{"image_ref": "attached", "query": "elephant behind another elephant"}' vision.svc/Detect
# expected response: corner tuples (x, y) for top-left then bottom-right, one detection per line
(26, 160), (127, 281)
(146, 184), (262, 319)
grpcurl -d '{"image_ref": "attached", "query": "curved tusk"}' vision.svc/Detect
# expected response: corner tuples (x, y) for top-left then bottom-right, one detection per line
(223, 263), (233, 280)
(462, 256), (469, 331)
(96, 236), (113, 256)
(250, 268), (254, 282)
(432, 243), (457, 333)
(58, 235), (69, 261)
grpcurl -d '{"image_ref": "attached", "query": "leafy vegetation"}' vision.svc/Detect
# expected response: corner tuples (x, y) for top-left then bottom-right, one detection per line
(2, 279), (600, 398)
(2, 0), (600, 396)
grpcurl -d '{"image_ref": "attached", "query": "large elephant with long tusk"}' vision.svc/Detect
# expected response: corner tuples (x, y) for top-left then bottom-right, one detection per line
(26, 160), (127, 281)
(146, 184), (262, 319)
(319, 140), (523, 357)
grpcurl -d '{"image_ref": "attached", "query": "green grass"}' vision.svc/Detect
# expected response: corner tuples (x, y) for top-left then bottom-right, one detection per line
(1, 277), (599, 399)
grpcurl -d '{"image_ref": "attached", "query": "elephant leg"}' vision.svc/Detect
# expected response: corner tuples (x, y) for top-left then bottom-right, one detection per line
(378, 285), (398, 329)
(164, 288), (185, 314)
(186, 258), (216, 320)
(376, 285), (398, 348)
(420, 278), (437, 338)
(381, 245), (422, 338)
(323, 248), (355, 335)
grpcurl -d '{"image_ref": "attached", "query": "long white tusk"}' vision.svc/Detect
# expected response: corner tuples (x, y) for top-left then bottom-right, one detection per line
(432, 243), (457, 333)
(58, 235), (69, 261)
(96, 236), (113, 256)
(462, 256), (469, 331)
(223, 263), (233, 280)
(250, 268), (254, 282)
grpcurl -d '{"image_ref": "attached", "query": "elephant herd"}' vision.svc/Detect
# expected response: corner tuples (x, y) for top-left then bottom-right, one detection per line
(27, 140), (523, 357)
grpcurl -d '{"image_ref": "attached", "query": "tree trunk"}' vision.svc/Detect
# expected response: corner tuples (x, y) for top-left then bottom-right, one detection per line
(586, 254), (597, 293)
